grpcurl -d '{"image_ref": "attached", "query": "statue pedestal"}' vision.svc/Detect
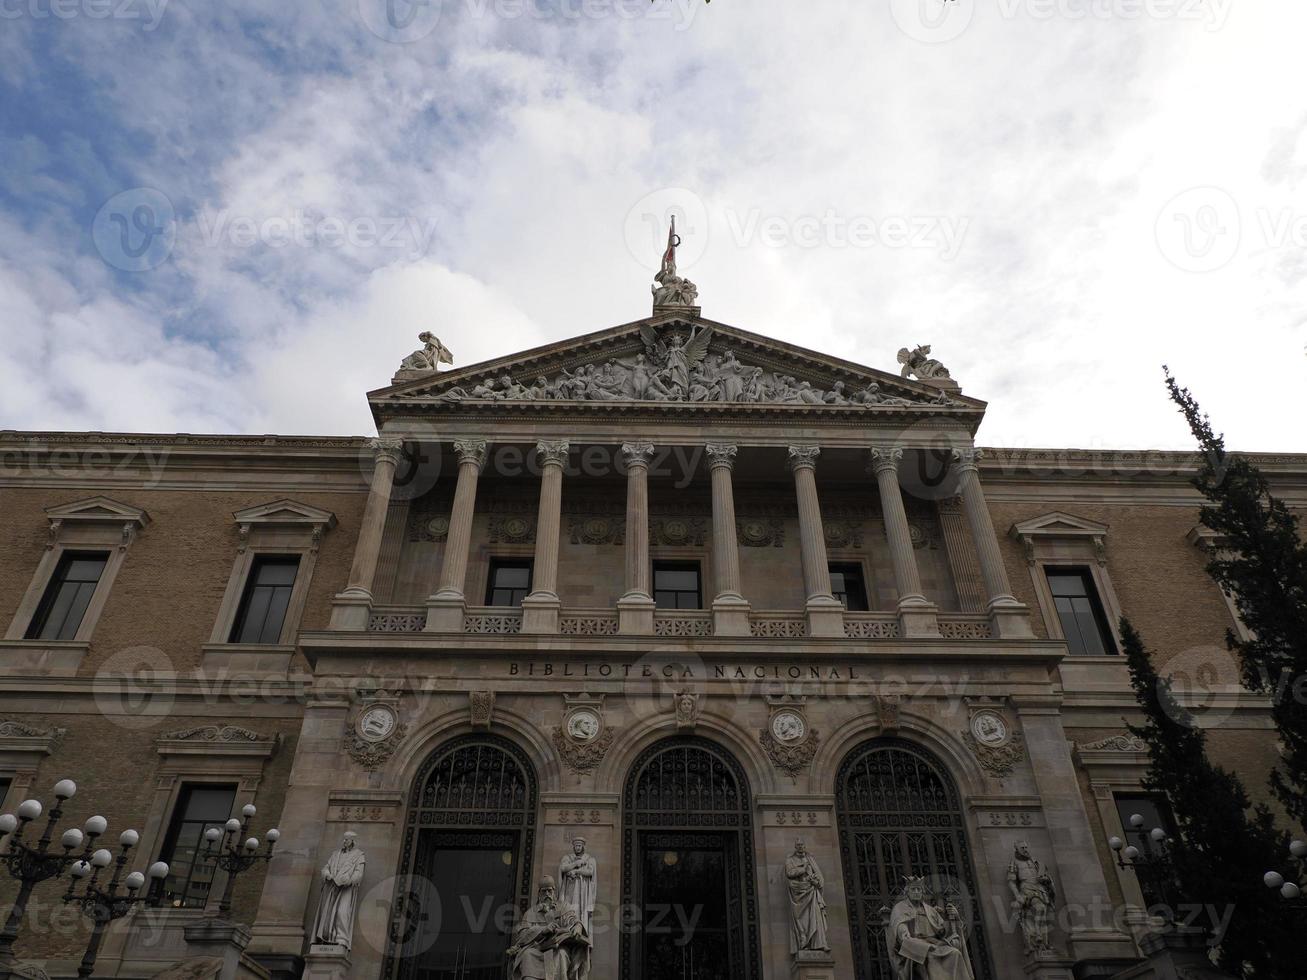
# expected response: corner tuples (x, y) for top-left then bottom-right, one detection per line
(918, 376), (961, 394)
(1023, 950), (1076, 980)
(302, 944), (351, 980)
(424, 593), (466, 632)
(791, 949), (836, 980)
(617, 593), (655, 634)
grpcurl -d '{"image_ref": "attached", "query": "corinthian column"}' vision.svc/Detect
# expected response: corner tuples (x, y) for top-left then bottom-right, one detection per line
(707, 444), (750, 636)
(522, 441), (569, 633)
(788, 446), (844, 637)
(952, 447), (1032, 638)
(331, 437), (403, 630)
(425, 439), (487, 632)
(869, 447), (940, 637)
(617, 443), (656, 634)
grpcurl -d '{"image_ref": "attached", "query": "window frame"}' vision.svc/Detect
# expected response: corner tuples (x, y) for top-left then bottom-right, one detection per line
(828, 560), (871, 612)
(1045, 566), (1117, 656)
(652, 559), (703, 610)
(156, 781), (240, 910)
(485, 558), (534, 608)
(24, 550), (110, 642)
(228, 554), (302, 644)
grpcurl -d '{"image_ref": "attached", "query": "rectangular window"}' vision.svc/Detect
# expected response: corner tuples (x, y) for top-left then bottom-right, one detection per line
(653, 561), (702, 610)
(829, 562), (870, 612)
(229, 555), (300, 644)
(158, 783), (238, 909)
(1046, 568), (1116, 655)
(486, 559), (533, 607)
(1114, 793), (1177, 906)
(24, 551), (108, 641)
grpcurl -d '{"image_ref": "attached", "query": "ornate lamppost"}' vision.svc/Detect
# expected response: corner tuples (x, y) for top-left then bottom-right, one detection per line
(200, 803), (279, 916)
(0, 779), (109, 979)
(62, 831), (168, 979)
(1262, 838), (1307, 909)
(1109, 811), (1177, 914)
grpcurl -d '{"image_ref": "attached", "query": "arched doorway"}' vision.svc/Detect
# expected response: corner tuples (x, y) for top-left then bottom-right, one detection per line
(835, 738), (994, 980)
(620, 736), (761, 980)
(384, 734), (538, 980)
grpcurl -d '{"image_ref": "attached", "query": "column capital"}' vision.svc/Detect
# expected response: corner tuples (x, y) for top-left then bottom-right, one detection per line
(705, 444), (738, 470)
(786, 445), (821, 473)
(535, 440), (571, 468)
(620, 442), (656, 468)
(369, 436), (405, 466)
(452, 439), (488, 470)
(868, 445), (904, 474)
(951, 446), (984, 472)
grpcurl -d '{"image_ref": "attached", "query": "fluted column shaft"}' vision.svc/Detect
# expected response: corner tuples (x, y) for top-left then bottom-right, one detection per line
(621, 444), (654, 599)
(952, 448), (1016, 605)
(869, 447), (924, 602)
(345, 438), (402, 597)
(707, 445), (743, 600)
(788, 446), (834, 601)
(528, 442), (569, 600)
(434, 440), (487, 598)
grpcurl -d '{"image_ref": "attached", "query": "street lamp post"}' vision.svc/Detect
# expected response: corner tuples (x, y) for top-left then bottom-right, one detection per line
(1262, 838), (1307, 910)
(1110, 811), (1177, 915)
(199, 803), (279, 917)
(0, 780), (108, 979)
(62, 831), (168, 979)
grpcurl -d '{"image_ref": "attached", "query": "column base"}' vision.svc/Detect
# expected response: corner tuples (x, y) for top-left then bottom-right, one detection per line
(712, 594), (752, 636)
(303, 944), (351, 980)
(805, 596), (845, 638)
(792, 949), (836, 980)
(1023, 951), (1077, 980)
(988, 596), (1035, 638)
(424, 592), (467, 632)
(328, 588), (372, 630)
(617, 593), (655, 634)
(896, 595), (941, 637)
(521, 592), (561, 633)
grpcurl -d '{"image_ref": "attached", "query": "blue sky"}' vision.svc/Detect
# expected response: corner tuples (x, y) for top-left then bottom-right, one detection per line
(1, 0), (1304, 449)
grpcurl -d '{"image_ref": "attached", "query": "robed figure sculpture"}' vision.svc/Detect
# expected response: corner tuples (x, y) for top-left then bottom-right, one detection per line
(884, 877), (974, 980)
(785, 839), (831, 954)
(558, 838), (598, 936)
(311, 832), (366, 950)
(507, 875), (592, 980)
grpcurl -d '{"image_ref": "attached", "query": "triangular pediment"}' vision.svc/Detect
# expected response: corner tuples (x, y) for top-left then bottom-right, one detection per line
(1010, 512), (1110, 539)
(46, 496), (150, 527)
(370, 314), (985, 425)
(233, 499), (337, 529)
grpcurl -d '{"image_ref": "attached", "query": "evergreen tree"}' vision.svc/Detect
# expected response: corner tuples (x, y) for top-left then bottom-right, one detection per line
(1165, 370), (1307, 825)
(1121, 617), (1294, 978)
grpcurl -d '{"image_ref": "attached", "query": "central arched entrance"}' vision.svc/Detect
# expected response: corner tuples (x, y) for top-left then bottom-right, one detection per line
(620, 736), (761, 980)
(384, 734), (538, 980)
(836, 737), (994, 980)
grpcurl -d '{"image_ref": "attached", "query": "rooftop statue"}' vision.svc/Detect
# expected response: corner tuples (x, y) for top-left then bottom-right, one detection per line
(651, 216), (700, 310)
(398, 332), (453, 374)
(897, 344), (951, 381)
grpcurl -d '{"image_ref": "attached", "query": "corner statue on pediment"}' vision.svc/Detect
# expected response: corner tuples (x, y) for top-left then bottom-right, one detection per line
(398, 331), (453, 374)
(651, 215), (700, 311)
(897, 344), (951, 382)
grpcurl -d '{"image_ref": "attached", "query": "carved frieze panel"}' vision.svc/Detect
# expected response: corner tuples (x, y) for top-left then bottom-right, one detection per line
(488, 516), (535, 545)
(760, 696), (820, 777)
(961, 701), (1026, 776)
(346, 692), (407, 771)
(469, 691), (495, 729)
(553, 694), (615, 775)
(651, 517), (706, 547)
(823, 519), (865, 549)
(737, 517), (784, 548)
(568, 515), (625, 545)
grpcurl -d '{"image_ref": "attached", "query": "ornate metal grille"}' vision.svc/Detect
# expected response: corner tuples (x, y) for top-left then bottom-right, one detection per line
(620, 737), (760, 980)
(836, 739), (994, 980)
(383, 735), (538, 980)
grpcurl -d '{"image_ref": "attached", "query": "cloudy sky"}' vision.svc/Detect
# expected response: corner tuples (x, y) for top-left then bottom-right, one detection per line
(1, 0), (1303, 450)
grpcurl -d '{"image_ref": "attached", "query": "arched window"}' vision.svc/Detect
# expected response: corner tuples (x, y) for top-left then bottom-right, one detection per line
(836, 738), (993, 980)
(621, 736), (760, 980)
(385, 735), (538, 980)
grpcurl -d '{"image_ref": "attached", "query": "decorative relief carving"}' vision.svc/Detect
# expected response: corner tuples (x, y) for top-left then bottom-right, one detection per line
(761, 696), (820, 777)
(654, 616), (714, 637)
(552, 727), (615, 775)
(469, 691), (495, 729)
(464, 613), (523, 634)
(774, 811), (819, 827)
(674, 691), (699, 730)
(553, 695), (615, 775)
(1076, 735), (1147, 753)
(963, 730), (1026, 777)
(555, 808), (605, 825)
(823, 519), (864, 549)
(0, 720), (67, 743)
(750, 617), (808, 638)
(786, 445), (821, 472)
(345, 695), (407, 771)
(843, 619), (900, 639)
(559, 616), (620, 636)
(650, 517), (706, 547)
(408, 512), (450, 542)
(489, 516), (536, 544)
(737, 517), (784, 548)
(876, 694), (903, 732)
(568, 515), (625, 546)
(160, 725), (267, 743)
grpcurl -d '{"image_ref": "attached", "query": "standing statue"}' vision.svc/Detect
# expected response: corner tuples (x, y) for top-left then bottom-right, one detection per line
(651, 216), (700, 309)
(1007, 841), (1056, 954)
(558, 838), (598, 936)
(311, 832), (366, 950)
(507, 875), (591, 980)
(897, 345), (951, 381)
(785, 839), (830, 954)
(885, 877), (974, 980)
(398, 331), (453, 373)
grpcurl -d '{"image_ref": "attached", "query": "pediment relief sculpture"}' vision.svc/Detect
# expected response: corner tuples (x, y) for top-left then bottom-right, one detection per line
(408, 324), (956, 410)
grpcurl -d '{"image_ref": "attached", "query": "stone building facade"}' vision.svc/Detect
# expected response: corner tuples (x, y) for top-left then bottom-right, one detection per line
(0, 309), (1300, 980)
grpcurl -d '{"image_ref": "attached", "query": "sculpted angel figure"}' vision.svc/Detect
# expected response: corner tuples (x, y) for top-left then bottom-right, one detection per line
(638, 323), (714, 398)
(897, 344), (952, 381)
(884, 877), (973, 980)
(398, 331), (453, 373)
